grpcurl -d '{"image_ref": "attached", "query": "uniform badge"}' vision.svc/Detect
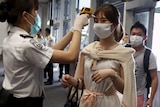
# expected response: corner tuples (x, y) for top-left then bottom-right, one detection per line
(30, 39), (48, 51)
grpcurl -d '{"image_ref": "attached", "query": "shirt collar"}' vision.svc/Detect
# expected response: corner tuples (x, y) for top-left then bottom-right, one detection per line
(9, 26), (29, 35)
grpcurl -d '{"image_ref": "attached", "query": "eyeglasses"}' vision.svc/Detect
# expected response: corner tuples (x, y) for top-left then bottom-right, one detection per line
(93, 18), (109, 23)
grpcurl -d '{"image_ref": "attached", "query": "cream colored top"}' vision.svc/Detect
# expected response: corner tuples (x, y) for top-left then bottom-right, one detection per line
(75, 41), (137, 107)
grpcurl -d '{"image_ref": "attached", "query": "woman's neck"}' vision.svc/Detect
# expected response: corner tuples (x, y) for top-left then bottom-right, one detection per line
(98, 36), (118, 50)
(15, 18), (30, 34)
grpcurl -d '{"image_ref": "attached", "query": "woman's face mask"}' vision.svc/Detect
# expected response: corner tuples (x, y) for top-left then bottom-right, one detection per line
(26, 13), (41, 35)
(130, 35), (143, 47)
(93, 23), (114, 39)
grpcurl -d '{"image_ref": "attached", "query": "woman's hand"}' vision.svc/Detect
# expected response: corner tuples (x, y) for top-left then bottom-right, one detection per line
(73, 13), (89, 32)
(91, 69), (115, 83)
(61, 74), (70, 88)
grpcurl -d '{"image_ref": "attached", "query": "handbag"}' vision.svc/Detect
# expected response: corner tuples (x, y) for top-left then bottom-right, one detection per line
(64, 79), (84, 107)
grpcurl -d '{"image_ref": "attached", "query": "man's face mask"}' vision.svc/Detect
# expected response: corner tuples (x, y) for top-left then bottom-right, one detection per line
(130, 35), (143, 47)
(26, 12), (41, 35)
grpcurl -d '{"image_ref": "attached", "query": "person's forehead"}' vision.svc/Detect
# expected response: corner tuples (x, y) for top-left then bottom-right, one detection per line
(95, 12), (105, 17)
(131, 28), (144, 34)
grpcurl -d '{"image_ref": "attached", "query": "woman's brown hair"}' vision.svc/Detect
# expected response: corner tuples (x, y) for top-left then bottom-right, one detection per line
(94, 4), (124, 42)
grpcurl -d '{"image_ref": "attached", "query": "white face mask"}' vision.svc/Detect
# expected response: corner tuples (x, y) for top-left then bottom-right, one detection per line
(130, 35), (143, 47)
(93, 23), (114, 39)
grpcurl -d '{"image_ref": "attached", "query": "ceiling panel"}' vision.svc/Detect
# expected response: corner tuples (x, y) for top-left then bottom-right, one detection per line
(39, 0), (49, 3)
(0, 0), (49, 3)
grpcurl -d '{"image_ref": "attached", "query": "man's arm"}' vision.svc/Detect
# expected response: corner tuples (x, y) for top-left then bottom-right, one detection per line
(148, 69), (158, 103)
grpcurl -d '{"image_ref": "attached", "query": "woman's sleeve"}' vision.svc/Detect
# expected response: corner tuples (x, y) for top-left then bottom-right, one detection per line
(24, 41), (54, 69)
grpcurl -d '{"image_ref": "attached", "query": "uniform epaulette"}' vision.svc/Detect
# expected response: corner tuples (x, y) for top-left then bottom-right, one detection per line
(20, 34), (33, 38)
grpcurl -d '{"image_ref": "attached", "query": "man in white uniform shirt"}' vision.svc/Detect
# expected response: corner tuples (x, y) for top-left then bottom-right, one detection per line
(45, 28), (54, 47)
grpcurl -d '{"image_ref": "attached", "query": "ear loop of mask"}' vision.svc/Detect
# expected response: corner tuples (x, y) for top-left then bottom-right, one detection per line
(25, 12), (36, 26)
(108, 23), (115, 34)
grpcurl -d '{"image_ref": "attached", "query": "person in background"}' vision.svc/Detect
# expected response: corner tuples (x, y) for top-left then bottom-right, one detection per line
(58, 44), (70, 80)
(43, 28), (54, 85)
(130, 21), (158, 107)
(59, 63), (70, 80)
(0, 0), (89, 106)
(61, 3), (136, 107)
(119, 34), (129, 45)
(44, 62), (53, 85)
(45, 28), (54, 46)
(34, 29), (45, 44)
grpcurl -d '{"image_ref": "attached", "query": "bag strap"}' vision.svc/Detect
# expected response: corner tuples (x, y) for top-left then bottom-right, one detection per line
(143, 48), (151, 73)
(80, 79), (84, 97)
(77, 79), (84, 106)
(143, 48), (151, 99)
(67, 79), (79, 101)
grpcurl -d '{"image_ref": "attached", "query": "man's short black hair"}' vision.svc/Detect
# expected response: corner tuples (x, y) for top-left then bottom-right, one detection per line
(130, 21), (147, 35)
(45, 28), (50, 34)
